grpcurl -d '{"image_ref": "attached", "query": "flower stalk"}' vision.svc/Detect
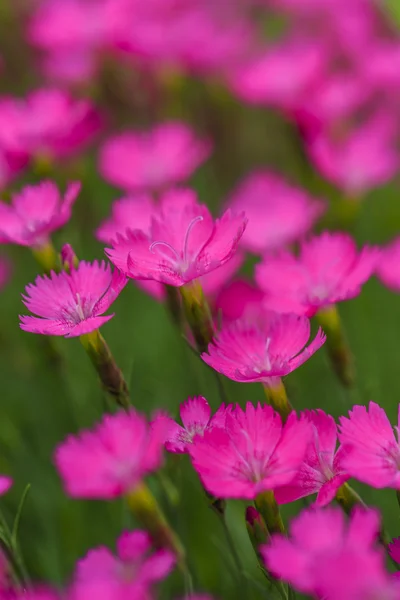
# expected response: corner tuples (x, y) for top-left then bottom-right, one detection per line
(255, 490), (285, 535)
(316, 304), (354, 387)
(263, 380), (293, 422)
(31, 241), (60, 274)
(179, 280), (214, 353)
(126, 482), (185, 566)
(80, 329), (130, 410)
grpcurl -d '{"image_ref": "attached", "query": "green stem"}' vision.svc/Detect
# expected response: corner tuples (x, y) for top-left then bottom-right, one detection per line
(255, 491), (285, 535)
(316, 305), (355, 388)
(263, 380), (293, 422)
(31, 241), (60, 274)
(179, 281), (214, 354)
(80, 329), (130, 410)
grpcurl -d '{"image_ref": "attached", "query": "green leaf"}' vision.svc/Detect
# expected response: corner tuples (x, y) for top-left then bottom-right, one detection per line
(11, 484), (31, 549)
(384, 0), (400, 26)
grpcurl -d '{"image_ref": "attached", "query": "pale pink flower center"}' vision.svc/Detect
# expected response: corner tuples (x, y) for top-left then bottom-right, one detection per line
(149, 215), (208, 274)
(230, 429), (269, 483)
(61, 293), (95, 324)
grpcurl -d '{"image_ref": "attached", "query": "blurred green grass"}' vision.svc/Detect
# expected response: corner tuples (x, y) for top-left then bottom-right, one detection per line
(0, 101), (400, 599)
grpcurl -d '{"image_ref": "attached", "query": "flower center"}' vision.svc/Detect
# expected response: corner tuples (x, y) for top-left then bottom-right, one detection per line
(149, 215), (205, 274)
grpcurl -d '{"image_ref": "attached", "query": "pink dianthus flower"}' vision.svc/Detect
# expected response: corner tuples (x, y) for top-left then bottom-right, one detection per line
(214, 278), (265, 323)
(275, 410), (349, 507)
(0, 181), (80, 248)
(256, 232), (378, 317)
(0, 89), (101, 161)
(99, 122), (211, 192)
(72, 529), (175, 600)
(96, 194), (156, 244)
(106, 188), (246, 287)
(227, 170), (325, 253)
(306, 113), (399, 197)
(201, 313), (325, 387)
(161, 396), (230, 454)
(55, 409), (166, 498)
(189, 402), (311, 499)
(339, 401), (400, 489)
(263, 506), (392, 600)
(20, 260), (126, 338)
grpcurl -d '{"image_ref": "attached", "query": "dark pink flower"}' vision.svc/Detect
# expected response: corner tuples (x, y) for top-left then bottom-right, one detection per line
(214, 278), (265, 323)
(20, 260), (126, 338)
(161, 396), (230, 454)
(201, 313), (325, 386)
(339, 402), (400, 489)
(0, 181), (80, 248)
(55, 409), (166, 498)
(388, 538), (400, 569)
(189, 403), (311, 499)
(72, 529), (174, 600)
(99, 122), (211, 191)
(227, 170), (325, 253)
(377, 238), (400, 292)
(106, 188), (246, 287)
(262, 506), (393, 600)
(256, 232), (378, 316)
(275, 410), (349, 507)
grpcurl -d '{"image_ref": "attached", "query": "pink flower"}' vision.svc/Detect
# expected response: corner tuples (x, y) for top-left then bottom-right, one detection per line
(20, 260), (127, 338)
(275, 410), (349, 507)
(256, 232), (378, 316)
(162, 396), (230, 454)
(99, 122), (211, 191)
(96, 194), (156, 244)
(106, 188), (246, 287)
(201, 313), (325, 386)
(0, 476), (12, 495)
(377, 238), (400, 292)
(227, 171), (325, 253)
(339, 401), (400, 489)
(306, 113), (399, 196)
(0, 181), (80, 248)
(0, 89), (101, 160)
(214, 278), (265, 323)
(55, 409), (166, 498)
(189, 403), (311, 499)
(262, 506), (392, 600)
(72, 529), (175, 600)
(228, 38), (325, 109)
(15, 589), (59, 600)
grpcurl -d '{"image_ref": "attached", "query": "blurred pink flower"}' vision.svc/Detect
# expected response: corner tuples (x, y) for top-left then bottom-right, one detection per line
(377, 238), (400, 292)
(99, 122), (211, 191)
(339, 401), (400, 489)
(0, 181), (80, 248)
(0, 89), (101, 161)
(306, 114), (399, 196)
(20, 260), (127, 338)
(0, 477), (11, 495)
(161, 396), (230, 454)
(262, 506), (392, 600)
(189, 403), (311, 499)
(256, 232), (378, 316)
(15, 589), (59, 600)
(201, 313), (325, 387)
(55, 409), (166, 498)
(72, 529), (175, 600)
(275, 410), (348, 507)
(106, 188), (246, 287)
(214, 278), (265, 323)
(227, 171), (325, 253)
(96, 194), (156, 244)
(363, 42), (400, 89)
(229, 38), (325, 109)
